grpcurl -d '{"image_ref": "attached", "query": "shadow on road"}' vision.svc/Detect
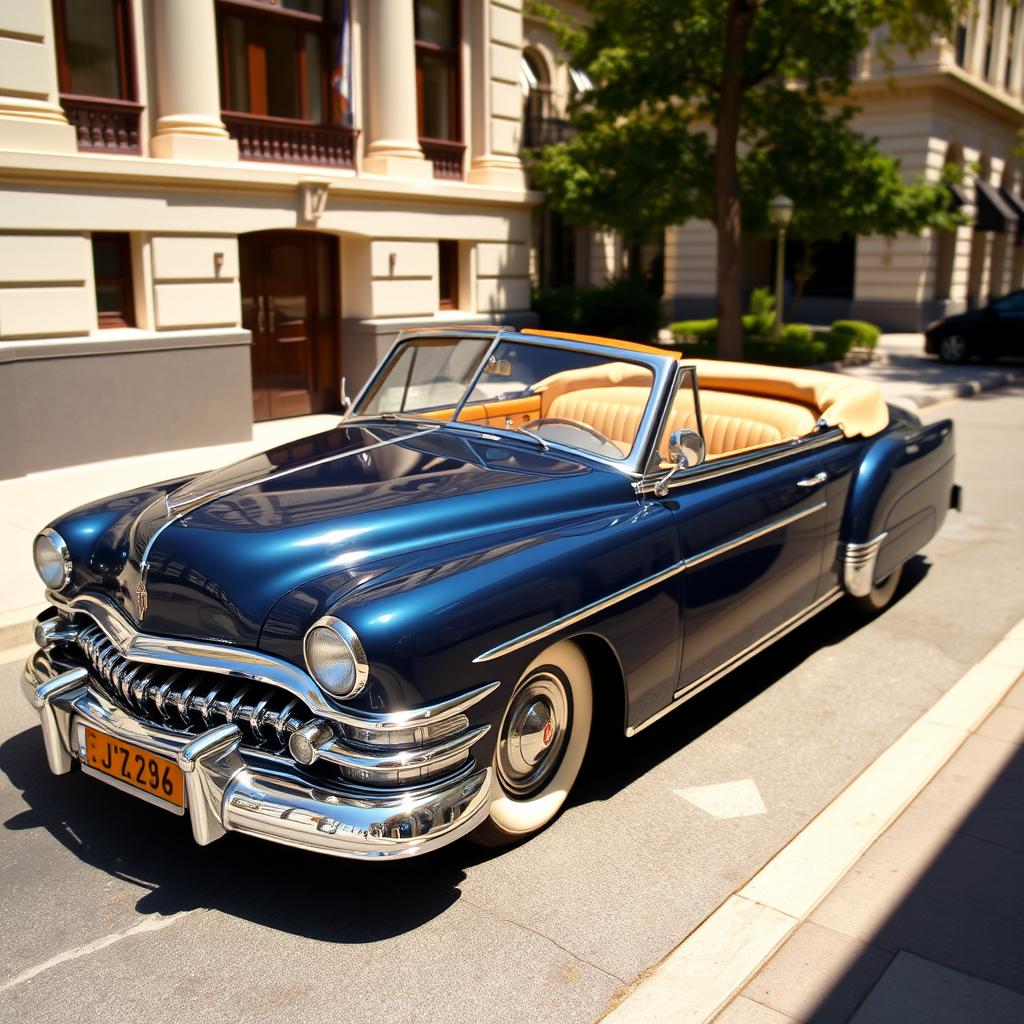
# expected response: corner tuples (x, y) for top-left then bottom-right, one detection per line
(0, 557), (929, 943)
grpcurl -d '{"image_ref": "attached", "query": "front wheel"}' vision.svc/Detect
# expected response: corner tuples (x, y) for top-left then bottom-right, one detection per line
(470, 640), (592, 848)
(849, 563), (903, 614)
(939, 334), (969, 364)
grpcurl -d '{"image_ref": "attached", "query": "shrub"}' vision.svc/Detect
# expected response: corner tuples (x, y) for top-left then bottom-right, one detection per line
(746, 286), (776, 337)
(532, 278), (662, 343)
(669, 318), (718, 343)
(746, 336), (828, 367)
(830, 319), (881, 349)
(781, 323), (815, 345)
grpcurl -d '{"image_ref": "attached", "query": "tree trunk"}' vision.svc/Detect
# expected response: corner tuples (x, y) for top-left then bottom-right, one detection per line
(714, 1), (756, 361)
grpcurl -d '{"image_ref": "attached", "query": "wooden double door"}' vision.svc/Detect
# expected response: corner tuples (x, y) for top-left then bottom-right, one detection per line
(241, 231), (341, 421)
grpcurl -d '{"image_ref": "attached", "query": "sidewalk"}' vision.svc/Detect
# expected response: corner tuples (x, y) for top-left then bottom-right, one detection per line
(604, 620), (1024, 1024)
(834, 333), (1023, 412)
(0, 413), (339, 648)
(715, 672), (1024, 1024)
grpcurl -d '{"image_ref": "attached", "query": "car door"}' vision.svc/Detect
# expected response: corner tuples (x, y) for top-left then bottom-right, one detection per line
(989, 290), (1024, 353)
(651, 373), (830, 700)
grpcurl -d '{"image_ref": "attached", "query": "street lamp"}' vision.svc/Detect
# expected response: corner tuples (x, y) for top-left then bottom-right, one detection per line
(769, 194), (794, 338)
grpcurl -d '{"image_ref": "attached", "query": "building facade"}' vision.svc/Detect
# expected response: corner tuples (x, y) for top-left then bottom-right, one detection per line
(666, 3), (1024, 331)
(3, 2), (1023, 478)
(0, 0), (536, 478)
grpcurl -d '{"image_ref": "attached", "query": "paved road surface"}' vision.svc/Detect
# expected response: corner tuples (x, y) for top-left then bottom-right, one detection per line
(2, 388), (1022, 1023)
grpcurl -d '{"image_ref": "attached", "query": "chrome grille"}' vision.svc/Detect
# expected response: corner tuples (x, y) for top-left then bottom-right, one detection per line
(74, 625), (312, 753)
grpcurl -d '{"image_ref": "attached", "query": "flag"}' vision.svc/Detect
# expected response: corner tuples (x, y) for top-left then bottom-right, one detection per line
(332, 0), (353, 126)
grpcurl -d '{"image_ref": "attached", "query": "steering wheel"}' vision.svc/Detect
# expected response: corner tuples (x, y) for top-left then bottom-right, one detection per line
(520, 417), (622, 457)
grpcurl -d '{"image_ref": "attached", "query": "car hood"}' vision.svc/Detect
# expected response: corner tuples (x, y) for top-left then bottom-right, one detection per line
(76, 421), (628, 645)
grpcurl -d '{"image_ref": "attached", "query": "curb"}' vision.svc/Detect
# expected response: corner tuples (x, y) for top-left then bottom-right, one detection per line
(889, 366), (1024, 413)
(0, 617), (36, 655)
(601, 617), (1024, 1024)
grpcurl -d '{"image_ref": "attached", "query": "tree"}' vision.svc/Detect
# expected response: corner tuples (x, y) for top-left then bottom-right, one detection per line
(532, 1), (964, 359)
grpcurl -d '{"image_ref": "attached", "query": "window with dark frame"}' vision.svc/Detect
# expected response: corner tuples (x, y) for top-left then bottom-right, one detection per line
(438, 240), (459, 310)
(52, 0), (141, 153)
(92, 233), (135, 329)
(217, 0), (340, 124)
(415, 0), (461, 143)
(52, 0), (135, 100)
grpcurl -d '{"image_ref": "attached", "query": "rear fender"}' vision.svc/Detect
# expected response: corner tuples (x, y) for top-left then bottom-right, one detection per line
(841, 418), (956, 595)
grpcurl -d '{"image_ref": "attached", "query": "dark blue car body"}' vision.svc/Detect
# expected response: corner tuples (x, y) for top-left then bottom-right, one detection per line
(22, 329), (958, 859)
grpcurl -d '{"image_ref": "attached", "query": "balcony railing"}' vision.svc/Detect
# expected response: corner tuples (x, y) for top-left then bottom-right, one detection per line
(61, 95), (142, 154)
(523, 116), (574, 150)
(420, 138), (466, 180)
(223, 112), (357, 168)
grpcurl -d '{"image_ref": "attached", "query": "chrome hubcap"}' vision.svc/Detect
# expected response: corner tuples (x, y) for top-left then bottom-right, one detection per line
(941, 335), (966, 361)
(496, 671), (570, 797)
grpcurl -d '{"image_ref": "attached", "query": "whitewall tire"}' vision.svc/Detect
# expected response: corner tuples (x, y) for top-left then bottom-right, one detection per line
(850, 563), (903, 614)
(471, 640), (593, 847)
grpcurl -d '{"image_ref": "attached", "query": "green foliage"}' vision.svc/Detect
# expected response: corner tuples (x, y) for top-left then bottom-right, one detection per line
(531, 277), (662, 342)
(822, 329), (855, 361)
(746, 336), (829, 367)
(746, 287), (776, 337)
(781, 323), (815, 345)
(669, 318), (718, 343)
(532, 0), (964, 262)
(830, 319), (882, 348)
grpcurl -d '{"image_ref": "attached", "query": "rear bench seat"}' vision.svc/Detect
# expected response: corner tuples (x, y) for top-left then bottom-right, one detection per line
(546, 386), (819, 458)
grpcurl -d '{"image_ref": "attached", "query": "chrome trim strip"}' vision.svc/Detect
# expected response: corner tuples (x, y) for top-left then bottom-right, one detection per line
(44, 595), (500, 733)
(840, 532), (889, 598)
(626, 586), (844, 737)
(318, 724), (491, 772)
(23, 656), (493, 860)
(637, 428), (844, 495)
(685, 501), (826, 569)
(474, 501), (827, 663)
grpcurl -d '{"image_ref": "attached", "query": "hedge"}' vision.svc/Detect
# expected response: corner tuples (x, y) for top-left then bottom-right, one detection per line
(830, 319), (881, 349)
(532, 278), (662, 343)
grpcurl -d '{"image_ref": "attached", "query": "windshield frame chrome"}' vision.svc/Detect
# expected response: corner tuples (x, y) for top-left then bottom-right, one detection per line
(346, 328), (678, 476)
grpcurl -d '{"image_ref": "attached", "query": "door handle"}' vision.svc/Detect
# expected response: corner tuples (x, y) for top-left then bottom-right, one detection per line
(257, 295), (266, 333)
(797, 471), (828, 488)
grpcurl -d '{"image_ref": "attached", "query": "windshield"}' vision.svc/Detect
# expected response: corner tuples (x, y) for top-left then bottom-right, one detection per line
(355, 335), (657, 461)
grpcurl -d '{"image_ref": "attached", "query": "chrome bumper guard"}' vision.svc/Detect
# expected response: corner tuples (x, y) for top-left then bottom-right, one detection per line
(22, 651), (492, 860)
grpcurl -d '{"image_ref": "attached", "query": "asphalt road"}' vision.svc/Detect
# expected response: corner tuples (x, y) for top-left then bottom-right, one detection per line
(2, 387), (1022, 1024)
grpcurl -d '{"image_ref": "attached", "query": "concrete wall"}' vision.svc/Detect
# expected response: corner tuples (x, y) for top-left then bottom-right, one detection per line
(0, 329), (252, 477)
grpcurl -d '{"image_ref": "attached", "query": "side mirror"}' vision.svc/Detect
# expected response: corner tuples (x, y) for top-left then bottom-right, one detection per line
(654, 429), (705, 496)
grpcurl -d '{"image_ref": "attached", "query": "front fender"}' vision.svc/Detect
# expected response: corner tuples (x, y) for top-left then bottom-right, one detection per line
(259, 499), (682, 734)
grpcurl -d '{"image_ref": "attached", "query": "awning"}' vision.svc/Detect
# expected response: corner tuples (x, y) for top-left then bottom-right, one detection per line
(999, 187), (1024, 243)
(974, 179), (1018, 233)
(947, 182), (970, 210)
(569, 66), (593, 94)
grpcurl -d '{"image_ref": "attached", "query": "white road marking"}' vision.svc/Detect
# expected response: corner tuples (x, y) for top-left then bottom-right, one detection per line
(0, 912), (194, 996)
(674, 779), (767, 819)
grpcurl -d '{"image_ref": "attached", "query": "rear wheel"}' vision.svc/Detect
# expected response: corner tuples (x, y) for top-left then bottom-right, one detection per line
(850, 563), (903, 614)
(939, 334), (969, 364)
(470, 640), (592, 848)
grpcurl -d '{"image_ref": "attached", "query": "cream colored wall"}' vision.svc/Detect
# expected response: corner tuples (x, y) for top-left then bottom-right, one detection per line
(0, 0), (76, 154)
(0, 233), (93, 338)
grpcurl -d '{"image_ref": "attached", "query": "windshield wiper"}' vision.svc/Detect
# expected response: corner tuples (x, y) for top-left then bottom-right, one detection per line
(436, 418), (549, 450)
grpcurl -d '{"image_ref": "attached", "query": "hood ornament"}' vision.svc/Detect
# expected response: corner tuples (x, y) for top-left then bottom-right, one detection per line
(136, 569), (149, 619)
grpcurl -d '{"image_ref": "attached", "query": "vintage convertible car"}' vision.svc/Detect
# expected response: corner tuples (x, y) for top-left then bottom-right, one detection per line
(22, 327), (960, 859)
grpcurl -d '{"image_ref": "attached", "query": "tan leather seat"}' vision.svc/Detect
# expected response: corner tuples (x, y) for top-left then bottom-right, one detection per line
(546, 385), (817, 458)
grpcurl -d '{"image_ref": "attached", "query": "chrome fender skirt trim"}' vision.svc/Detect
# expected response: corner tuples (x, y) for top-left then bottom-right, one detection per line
(841, 533), (888, 598)
(22, 654), (492, 860)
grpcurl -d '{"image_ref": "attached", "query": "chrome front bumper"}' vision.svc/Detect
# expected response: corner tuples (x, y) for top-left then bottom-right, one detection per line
(22, 651), (492, 860)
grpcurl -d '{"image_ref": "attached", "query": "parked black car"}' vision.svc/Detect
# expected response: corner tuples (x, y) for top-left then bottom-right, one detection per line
(925, 290), (1024, 363)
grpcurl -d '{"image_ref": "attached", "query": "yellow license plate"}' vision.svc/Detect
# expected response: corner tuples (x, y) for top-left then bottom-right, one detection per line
(83, 727), (185, 812)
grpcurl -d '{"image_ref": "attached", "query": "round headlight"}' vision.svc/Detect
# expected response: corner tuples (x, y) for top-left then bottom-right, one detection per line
(303, 616), (369, 699)
(33, 529), (72, 590)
